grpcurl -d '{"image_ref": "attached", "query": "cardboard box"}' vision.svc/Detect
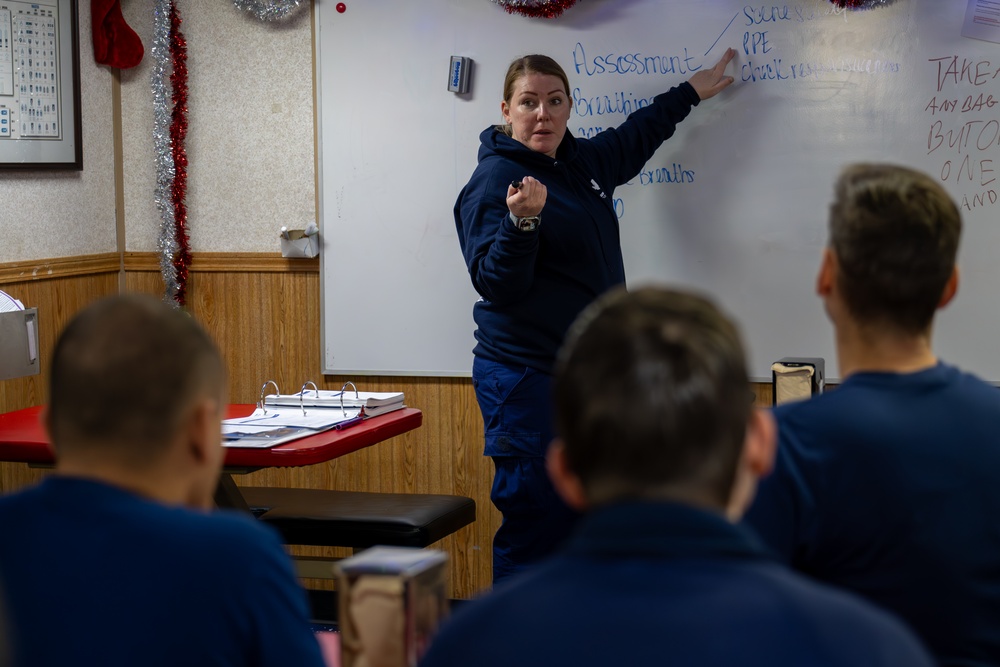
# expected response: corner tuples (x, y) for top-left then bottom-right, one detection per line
(336, 547), (449, 667)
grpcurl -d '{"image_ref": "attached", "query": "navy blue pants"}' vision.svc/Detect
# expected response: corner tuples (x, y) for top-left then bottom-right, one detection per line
(472, 357), (580, 584)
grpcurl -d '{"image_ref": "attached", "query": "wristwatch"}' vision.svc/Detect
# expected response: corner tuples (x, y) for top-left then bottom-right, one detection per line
(509, 212), (541, 232)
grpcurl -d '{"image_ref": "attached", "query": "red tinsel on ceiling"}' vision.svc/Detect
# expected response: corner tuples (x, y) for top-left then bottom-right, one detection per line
(493, 0), (578, 19)
(830, 0), (893, 8)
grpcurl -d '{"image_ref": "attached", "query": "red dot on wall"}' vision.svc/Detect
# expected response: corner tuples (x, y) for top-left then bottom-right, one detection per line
(336, 2), (346, 12)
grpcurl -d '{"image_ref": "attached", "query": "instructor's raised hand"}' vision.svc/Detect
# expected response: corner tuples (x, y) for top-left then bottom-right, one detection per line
(689, 47), (737, 101)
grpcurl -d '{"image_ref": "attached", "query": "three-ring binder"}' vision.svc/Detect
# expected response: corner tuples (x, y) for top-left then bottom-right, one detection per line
(256, 379), (405, 419)
(258, 380), (280, 414)
(225, 380), (386, 448)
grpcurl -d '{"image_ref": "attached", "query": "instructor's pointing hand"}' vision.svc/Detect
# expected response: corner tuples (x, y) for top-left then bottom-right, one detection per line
(689, 47), (737, 101)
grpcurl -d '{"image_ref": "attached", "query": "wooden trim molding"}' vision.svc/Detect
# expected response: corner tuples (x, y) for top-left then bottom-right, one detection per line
(0, 251), (318, 286)
(0, 253), (120, 284)
(124, 252), (319, 274)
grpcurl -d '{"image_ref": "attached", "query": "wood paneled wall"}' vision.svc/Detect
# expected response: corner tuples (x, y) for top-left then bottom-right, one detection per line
(0, 254), (120, 493)
(1, 253), (776, 599)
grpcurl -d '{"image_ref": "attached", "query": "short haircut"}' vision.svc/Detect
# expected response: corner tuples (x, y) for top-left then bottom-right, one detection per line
(552, 286), (751, 506)
(829, 163), (962, 335)
(46, 294), (225, 465)
(502, 54), (572, 106)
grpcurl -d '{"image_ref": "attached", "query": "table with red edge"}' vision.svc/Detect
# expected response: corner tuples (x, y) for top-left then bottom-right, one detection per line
(0, 403), (423, 511)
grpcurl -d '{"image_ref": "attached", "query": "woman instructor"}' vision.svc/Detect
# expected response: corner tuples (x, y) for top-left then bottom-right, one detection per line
(456, 49), (737, 583)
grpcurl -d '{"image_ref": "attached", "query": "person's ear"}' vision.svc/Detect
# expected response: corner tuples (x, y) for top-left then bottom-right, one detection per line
(744, 408), (777, 478)
(40, 405), (52, 445)
(816, 246), (836, 298)
(938, 266), (959, 309)
(39, 405), (63, 465)
(546, 439), (588, 511)
(180, 396), (224, 511)
(500, 99), (511, 123)
(185, 397), (221, 466)
(726, 408), (777, 521)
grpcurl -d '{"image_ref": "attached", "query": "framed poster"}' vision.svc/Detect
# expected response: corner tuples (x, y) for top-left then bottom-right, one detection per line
(0, 0), (81, 170)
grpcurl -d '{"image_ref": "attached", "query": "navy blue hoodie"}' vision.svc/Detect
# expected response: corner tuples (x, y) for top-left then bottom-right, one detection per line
(456, 83), (700, 374)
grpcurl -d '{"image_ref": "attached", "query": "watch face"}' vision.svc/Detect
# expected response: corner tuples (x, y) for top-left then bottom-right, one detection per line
(509, 212), (540, 231)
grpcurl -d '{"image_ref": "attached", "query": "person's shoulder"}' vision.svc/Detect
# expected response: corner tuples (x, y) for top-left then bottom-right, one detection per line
(947, 363), (1000, 397)
(474, 127), (502, 161)
(475, 126), (524, 162)
(155, 509), (303, 603)
(458, 158), (512, 213)
(463, 140), (523, 189)
(445, 567), (543, 624)
(96, 500), (285, 579)
(767, 391), (885, 477)
(749, 563), (933, 664)
(0, 482), (44, 535)
(776, 363), (1000, 425)
(772, 381), (851, 418)
(418, 577), (536, 667)
(421, 564), (559, 663)
(175, 508), (285, 558)
(149, 511), (323, 667)
(0, 480), (42, 509)
(769, 390), (844, 445)
(770, 375), (892, 440)
(0, 476), (112, 520)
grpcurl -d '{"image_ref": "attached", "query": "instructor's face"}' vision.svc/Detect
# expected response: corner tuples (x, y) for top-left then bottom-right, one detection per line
(501, 72), (571, 158)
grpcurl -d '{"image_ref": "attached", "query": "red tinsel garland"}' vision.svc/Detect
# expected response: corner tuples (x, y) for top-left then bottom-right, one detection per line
(169, 2), (191, 306)
(495, 0), (578, 19)
(829, 0), (891, 7)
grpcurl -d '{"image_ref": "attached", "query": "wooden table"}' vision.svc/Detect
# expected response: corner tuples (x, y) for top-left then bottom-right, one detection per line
(0, 403), (423, 511)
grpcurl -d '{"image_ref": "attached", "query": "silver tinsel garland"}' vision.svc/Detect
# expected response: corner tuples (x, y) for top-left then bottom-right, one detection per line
(152, 0), (179, 305)
(232, 0), (308, 21)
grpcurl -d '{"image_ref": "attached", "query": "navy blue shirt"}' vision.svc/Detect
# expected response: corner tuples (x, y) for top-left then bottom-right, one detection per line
(0, 477), (324, 667)
(420, 501), (933, 667)
(745, 363), (1000, 667)
(455, 84), (700, 374)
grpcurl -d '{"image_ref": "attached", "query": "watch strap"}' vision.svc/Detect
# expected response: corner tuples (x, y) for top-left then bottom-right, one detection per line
(509, 212), (541, 232)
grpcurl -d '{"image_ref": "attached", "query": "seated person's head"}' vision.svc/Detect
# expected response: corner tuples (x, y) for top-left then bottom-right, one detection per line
(548, 286), (774, 519)
(823, 163), (962, 336)
(45, 294), (226, 509)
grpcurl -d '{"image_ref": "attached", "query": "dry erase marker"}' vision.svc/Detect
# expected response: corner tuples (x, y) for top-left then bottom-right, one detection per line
(510, 180), (522, 190)
(280, 226), (290, 240)
(334, 414), (365, 431)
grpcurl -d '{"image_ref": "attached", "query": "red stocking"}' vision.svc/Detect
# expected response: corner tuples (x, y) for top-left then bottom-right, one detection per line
(91, 0), (144, 69)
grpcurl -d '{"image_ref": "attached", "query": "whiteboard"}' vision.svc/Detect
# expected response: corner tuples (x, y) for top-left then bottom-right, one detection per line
(316, 0), (1000, 381)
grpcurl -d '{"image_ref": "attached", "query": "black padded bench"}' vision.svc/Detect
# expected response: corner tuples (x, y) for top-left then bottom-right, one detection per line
(240, 487), (476, 551)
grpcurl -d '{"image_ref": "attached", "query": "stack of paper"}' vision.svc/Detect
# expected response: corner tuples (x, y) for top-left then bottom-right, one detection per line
(221, 405), (363, 449)
(265, 390), (405, 418)
(0, 289), (24, 313)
